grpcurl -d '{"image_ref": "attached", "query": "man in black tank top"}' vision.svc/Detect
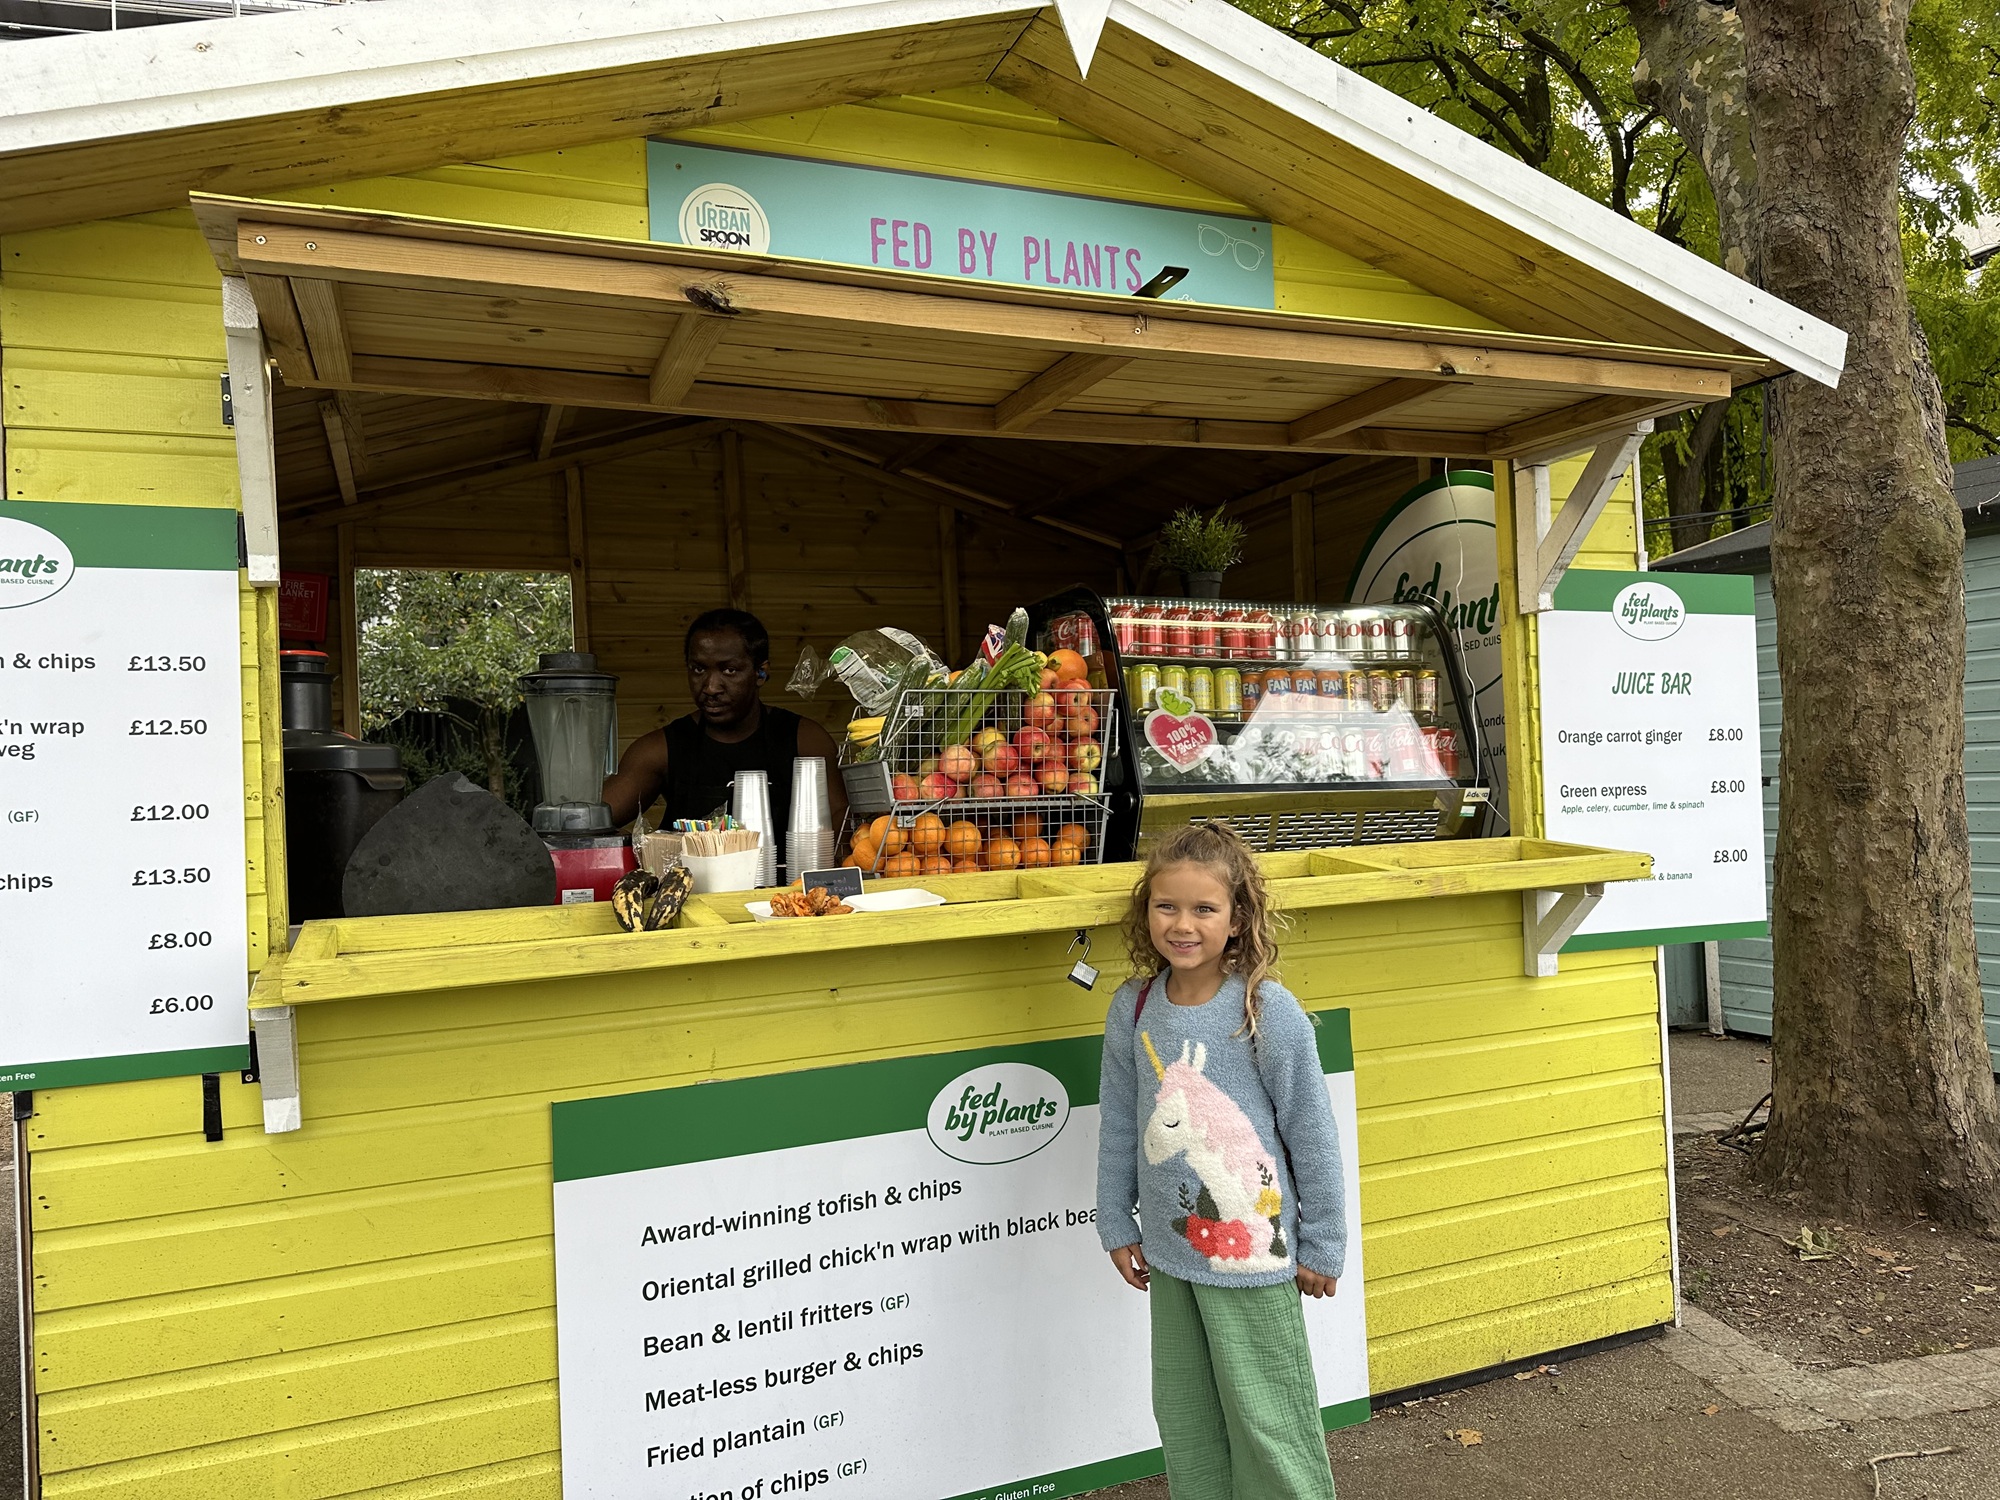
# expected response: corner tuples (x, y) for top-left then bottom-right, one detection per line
(602, 608), (847, 841)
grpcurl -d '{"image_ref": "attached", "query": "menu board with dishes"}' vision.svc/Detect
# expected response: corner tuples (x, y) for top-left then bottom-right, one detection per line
(0, 500), (250, 1089)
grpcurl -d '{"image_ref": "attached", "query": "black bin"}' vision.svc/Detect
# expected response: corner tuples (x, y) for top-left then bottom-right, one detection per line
(280, 651), (407, 922)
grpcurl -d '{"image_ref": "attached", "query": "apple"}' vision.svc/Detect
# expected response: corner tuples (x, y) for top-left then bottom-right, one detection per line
(892, 772), (920, 802)
(972, 726), (1008, 758)
(1007, 773), (1041, 799)
(940, 742), (979, 782)
(1053, 682), (1092, 716)
(1070, 740), (1103, 773)
(1024, 691), (1060, 729)
(982, 740), (1021, 776)
(920, 771), (961, 802)
(1069, 771), (1099, 797)
(970, 772), (1006, 800)
(1038, 764), (1071, 795)
(1040, 668), (1060, 690)
(1064, 705), (1100, 738)
(1013, 725), (1054, 763)
(917, 756), (940, 779)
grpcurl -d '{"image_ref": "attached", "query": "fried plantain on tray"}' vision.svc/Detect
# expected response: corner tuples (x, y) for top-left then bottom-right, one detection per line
(768, 885), (854, 918)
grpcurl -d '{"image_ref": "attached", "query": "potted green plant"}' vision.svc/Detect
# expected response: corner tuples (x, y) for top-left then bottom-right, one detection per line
(1157, 505), (1246, 599)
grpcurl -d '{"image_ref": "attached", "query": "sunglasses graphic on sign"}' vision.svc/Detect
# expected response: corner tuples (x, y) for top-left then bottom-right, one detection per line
(1197, 222), (1266, 271)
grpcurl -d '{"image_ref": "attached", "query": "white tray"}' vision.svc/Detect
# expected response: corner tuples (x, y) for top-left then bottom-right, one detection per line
(744, 888), (948, 921)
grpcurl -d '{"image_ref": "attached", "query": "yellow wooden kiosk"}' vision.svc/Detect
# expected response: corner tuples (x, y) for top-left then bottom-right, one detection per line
(0, 1), (1844, 1494)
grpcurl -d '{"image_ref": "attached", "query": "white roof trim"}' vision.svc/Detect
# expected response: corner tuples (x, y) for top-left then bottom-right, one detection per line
(1116, 0), (1846, 388)
(0, 0), (1846, 387)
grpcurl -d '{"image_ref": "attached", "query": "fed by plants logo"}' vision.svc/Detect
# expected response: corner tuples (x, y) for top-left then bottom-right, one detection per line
(926, 1062), (1069, 1165)
(0, 517), (73, 609)
(678, 182), (771, 254)
(1611, 581), (1686, 642)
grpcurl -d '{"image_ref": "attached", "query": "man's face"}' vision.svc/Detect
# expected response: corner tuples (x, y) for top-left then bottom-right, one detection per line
(687, 629), (762, 727)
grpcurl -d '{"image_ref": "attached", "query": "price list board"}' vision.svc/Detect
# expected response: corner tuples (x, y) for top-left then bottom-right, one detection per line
(551, 1030), (1369, 1500)
(1538, 569), (1767, 950)
(0, 501), (250, 1089)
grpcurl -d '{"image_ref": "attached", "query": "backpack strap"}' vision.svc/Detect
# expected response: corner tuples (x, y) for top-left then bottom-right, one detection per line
(1135, 974), (1154, 1022)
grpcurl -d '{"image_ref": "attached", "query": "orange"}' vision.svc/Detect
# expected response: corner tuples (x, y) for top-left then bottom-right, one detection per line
(869, 815), (907, 856)
(985, 836), (1022, 871)
(945, 820), (984, 860)
(921, 854), (954, 875)
(1048, 648), (1089, 682)
(1055, 822), (1090, 849)
(911, 812), (948, 856)
(848, 834), (879, 869)
(884, 850), (922, 877)
(1011, 813), (1043, 842)
(1019, 836), (1054, 869)
(1052, 841), (1083, 866)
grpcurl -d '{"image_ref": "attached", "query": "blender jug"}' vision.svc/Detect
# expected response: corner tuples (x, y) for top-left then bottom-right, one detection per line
(518, 652), (619, 834)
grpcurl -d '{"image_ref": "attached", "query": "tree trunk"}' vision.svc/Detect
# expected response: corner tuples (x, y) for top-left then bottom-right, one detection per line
(1740, 0), (2000, 1228)
(1659, 400), (1731, 554)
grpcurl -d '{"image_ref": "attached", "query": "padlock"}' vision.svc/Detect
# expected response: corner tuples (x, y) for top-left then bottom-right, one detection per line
(1068, 959), (1100, 991)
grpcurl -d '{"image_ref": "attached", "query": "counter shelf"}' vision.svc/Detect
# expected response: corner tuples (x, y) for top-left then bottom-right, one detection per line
(248, 838), (1648, 1015)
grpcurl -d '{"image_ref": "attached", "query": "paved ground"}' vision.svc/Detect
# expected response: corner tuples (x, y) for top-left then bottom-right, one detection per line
(1668, 1030), (1772, 1134)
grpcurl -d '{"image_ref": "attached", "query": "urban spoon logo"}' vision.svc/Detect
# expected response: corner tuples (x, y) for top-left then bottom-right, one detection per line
(926, 1062), (1070, 1165)
(1611, 580), (1686, 642)
(678, 182), (771, 254)
(0, 517), (74, 610)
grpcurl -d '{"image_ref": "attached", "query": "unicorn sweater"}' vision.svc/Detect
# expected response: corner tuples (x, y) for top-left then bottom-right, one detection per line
(1096, 972), (1347, 1288)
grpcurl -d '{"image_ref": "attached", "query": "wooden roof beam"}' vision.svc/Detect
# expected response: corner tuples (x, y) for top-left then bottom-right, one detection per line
(745, 422), (1123, 553)
(535, 404), (567, 460)
(1486, 393), (1681, 462)
(291, 278), (351, 384)
(1016, 446), (1181, 519)
(649, 313), (729, 407)
(318, 399), (361, 506)
(331, 352), (1498, 459)
(1289, 377), (1451, 447)
(231, 219), (1738, 404)
(285, 417), (724, 532)
(995, 352), (1133, 431)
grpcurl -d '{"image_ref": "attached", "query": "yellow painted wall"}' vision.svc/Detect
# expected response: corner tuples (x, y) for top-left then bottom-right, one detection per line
(23, 884), (1667, 1496)
(0, 210), (280, 964)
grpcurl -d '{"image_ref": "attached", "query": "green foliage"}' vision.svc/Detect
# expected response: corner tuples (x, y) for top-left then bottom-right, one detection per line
(1158, 505), (1248, 573)
(355, 569), (573, 800)
(1910, 242), (2000, 461)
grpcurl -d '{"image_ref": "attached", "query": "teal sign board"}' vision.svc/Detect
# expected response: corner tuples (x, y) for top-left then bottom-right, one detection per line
(647, 141), (1277, 309)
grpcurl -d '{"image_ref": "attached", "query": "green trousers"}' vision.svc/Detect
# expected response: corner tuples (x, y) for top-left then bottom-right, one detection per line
(1149, 1271), (1338, 1500)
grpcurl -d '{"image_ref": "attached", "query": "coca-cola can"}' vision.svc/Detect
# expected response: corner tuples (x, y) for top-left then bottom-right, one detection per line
(1340, 729), (1369, 779)
(1366, 670), (1396, 713)
(1387, 613), (1416, 658)
(1188, 607), (1218, 658)
(1247, 609), (1278, 657)
(1360, 614), (1390, 660)
(1219, 609), (1247, 660)
(1393, 669), (1418, 712)
(1335, 615), (1365, 660)
(1164, 606), (1192, 656)
(1363, 725), (1389, 779)
(1111, 604), (1139, 655)
(1426, 725), (1462, 779)
(1135, 604), (1164, 656)
(1388, 722), (1425, 778)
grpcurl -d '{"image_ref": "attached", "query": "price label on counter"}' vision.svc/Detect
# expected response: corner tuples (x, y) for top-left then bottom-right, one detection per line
(0, 501), (250, 1088)
(1538, 569), (1767, 949)
(551, 1029), (1369, 1499)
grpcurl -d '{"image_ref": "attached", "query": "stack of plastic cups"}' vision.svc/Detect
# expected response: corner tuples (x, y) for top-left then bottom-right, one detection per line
(731, 769), (777, 889)
(787, 756), (835, 883)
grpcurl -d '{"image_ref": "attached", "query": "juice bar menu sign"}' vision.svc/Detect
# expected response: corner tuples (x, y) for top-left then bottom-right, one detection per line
(648, 141), (1276, 310)
(0, 501), (249, 1088)
(1539, 570), (1767, 949)
(552, 1027), (1367, 1499)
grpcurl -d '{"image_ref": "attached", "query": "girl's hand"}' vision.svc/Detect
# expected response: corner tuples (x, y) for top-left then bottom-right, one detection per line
(1110, 1244), (1150, 1291)
(1297, 1266), (1338, 1299)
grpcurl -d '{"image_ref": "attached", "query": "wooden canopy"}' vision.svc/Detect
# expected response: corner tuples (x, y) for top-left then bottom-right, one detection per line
(198, 195), (1750, 476)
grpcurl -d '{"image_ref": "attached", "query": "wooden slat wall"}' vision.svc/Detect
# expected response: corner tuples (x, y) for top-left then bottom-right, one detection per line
(0, 208), (277, 965)
(21, 889), (1666, 1497)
